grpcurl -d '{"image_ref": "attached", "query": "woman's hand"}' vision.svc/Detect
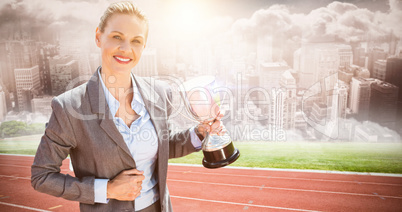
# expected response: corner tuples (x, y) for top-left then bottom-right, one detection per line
(196, 113), (226, 139)
(107, 169), (145, 201)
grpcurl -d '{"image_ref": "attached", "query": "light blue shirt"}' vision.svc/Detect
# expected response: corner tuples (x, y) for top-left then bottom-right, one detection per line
(94, 68), (202, 211)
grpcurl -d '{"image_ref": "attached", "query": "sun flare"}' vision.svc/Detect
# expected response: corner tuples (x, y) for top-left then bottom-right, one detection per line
(166, 0), (208, 35)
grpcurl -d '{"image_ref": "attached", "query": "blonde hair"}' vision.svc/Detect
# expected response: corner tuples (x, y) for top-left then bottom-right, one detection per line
(98, 1), (149, 41)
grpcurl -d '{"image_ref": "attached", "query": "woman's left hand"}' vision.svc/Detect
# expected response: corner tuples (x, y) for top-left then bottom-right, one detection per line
(196, 113), (226, 139)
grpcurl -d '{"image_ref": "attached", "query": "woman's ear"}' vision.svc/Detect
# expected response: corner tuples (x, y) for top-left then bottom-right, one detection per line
(95, 27), (101, 48)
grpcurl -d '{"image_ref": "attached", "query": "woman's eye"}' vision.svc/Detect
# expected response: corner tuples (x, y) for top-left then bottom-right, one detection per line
(132, 40), (141, 44)
(113, 35), (122, 40)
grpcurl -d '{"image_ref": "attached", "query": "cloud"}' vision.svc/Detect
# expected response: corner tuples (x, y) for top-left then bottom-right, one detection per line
(1, 0), (401, 49)
(231, 4), (303, 38)
(230, 0), (401, 43)
(305, 1), (394, 42)
(327, 1), (358, 13)
(0, 0), (110, 40)
(379, 0), (402, 37)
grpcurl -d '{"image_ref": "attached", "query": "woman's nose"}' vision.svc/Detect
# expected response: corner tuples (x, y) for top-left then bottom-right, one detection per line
(119, 41), (131, 52)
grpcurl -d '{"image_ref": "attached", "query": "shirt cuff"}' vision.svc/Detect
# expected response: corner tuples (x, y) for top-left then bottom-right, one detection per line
(94, 179), (109, 204)
(190, 126), (203, 150)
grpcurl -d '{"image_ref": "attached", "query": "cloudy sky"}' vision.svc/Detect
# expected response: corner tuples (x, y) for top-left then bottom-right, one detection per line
(0, 0), (401, 48)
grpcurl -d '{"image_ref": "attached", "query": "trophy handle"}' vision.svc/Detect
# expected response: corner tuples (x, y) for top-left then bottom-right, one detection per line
(163, 88), (200, 123)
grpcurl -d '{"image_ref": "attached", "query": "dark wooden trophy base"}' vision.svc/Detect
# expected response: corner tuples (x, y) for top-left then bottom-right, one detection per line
(202, 142), (240, 169)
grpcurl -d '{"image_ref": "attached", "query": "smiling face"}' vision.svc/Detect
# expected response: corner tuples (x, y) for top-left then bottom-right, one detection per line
(96, 13), (147, 76)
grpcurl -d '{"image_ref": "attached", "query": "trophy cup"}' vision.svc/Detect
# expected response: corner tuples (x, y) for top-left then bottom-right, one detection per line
(179, 76), (240, 169)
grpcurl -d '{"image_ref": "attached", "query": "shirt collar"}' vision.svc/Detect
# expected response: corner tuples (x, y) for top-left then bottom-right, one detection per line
(98, 67), (145, 117)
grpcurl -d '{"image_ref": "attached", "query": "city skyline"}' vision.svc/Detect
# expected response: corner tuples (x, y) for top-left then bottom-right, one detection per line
(0, 0), (402, 142)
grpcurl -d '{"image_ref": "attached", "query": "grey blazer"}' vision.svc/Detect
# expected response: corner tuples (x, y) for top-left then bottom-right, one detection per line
(31, 70), (198, 212)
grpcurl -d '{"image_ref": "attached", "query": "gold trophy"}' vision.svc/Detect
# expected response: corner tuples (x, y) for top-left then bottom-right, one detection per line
(179, 76), (240, 168)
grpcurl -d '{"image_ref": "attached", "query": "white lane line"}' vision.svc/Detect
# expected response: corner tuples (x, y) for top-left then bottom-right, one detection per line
(243, 200), (254, 210)
(0, 164), (70, 172)
(171, 195), (320, 212)
(169, 163), (402, 177)
(0, 174), (30, 180)
(2, 154), (401, 178)
(0, 154), (34, 157)
(0, 157), (33, 163)
(0, 201), (51, 212)
(168, 179), (402, 200)
(0, 157), (33, 161)
(0, 164), (29, 168)
(168, 170), (402, 187)
(1, 155), (400, 177)
(48, 205), (63, 210)
(2, 161), (400, 187)
(373, 192), (386, 200)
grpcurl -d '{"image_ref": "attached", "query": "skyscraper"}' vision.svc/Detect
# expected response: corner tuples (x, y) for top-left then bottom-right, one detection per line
(89, 53), (101, 73)
(0, 40), (38, 111)
(259, 62), (289, 91)
(132, 48), (158, 77)
(38, 43), (57, 95)
(385, 57), (402, 102)
(372, 59), (387, 81)
(0, 86), (6, 121)
(368, 48), (387, 75)
(279, 70), (297, 129)
(350, 64), (370, 78)
(58, 33), (92, 76)
(192, 43), (216, 76)
(349, 77), (377, 121)
(297, 42), (316, 89)
(338, 44), (353, 68)
(49, 56), (79, 96)
(338, 66), (354, 84)
(386, 58), (402, 135)
(310, 102), (329, 128)
(0, 44), (6, 84)
(354, 124), (378, 142)
(14, 65), (41, 112)
(258, 62), (289, 122)
(332, 83), (348, 120)
(31, 96), (53, 118)
(293, 48), (301, 73)
(316, 47), (340, 81)
(297, 42), (343, 89)
(159, 42), (177, 75)
(369, 81), (399, 129)
(322, 83), (349, 139)
(353, 46), (366, 67)
(257, 35), (273, 64)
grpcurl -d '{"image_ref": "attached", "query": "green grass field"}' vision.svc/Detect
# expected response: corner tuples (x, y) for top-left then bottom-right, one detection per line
(170, 142), (402, 173)
(1, 135), (402, 173)
(0, 134), (43, 155)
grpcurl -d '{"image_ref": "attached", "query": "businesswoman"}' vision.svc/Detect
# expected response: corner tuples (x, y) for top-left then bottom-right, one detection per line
(31, 1), (224, 211)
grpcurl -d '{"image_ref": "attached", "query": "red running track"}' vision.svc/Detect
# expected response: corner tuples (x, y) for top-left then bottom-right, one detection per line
(0, 154), (401, 212)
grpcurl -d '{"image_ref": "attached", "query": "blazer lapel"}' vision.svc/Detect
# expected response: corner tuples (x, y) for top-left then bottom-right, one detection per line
(133, 75), (167, 146)
(87, 69), (135, 166)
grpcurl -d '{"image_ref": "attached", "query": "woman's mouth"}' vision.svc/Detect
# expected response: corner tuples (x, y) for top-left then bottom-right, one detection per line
(114, 56), (132, 64)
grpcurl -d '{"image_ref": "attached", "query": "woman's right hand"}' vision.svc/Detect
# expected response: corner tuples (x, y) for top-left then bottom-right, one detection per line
(107, 169), (145, 201)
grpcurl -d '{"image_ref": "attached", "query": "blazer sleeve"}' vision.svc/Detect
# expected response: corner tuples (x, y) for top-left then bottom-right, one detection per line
(163, 84), (201, 159)
(31, 97), (95, 204)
